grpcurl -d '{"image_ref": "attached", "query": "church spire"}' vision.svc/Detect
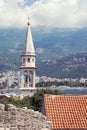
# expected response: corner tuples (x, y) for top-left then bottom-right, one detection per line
(24, 19), (35, 55)
(20, 20), (36, 99)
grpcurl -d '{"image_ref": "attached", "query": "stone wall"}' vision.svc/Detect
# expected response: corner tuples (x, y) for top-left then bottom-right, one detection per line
(0, 104), (51, 130)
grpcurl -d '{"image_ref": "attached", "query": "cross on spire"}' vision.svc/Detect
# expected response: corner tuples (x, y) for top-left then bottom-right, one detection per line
(27, 17), (30, 26)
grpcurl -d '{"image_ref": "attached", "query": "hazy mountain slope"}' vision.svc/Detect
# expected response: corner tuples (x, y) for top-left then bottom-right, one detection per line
(37, 53), (87, 78)
(0, 27), (87, 56)
(0, 27), (87, 78)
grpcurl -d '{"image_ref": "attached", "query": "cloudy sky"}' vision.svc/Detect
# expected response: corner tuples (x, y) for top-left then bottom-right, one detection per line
(0, 0), (87, 28)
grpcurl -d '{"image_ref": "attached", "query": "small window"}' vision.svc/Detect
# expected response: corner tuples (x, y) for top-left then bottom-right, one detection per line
(28, 58), (30, 62)
(23, 58), (25, 63)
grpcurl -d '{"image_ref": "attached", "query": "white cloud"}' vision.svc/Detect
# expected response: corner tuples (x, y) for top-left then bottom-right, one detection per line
(0, 0), (87, 28)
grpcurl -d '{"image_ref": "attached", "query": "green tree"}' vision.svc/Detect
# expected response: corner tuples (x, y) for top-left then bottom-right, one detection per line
(0, 89), (62, 111)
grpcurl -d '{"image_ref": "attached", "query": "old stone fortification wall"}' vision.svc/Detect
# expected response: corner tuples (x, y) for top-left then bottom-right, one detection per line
(0, 104), (51, 130)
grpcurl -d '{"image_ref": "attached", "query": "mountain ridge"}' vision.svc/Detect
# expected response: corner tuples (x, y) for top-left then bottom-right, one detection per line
(0, 27), (87, 78)
(37, 53), (87, 78)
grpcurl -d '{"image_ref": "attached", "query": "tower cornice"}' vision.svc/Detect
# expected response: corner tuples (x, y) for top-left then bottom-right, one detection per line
(21, 52), (36, 57)
(21, 54), (36, 57)
(20, 66), (37, 69)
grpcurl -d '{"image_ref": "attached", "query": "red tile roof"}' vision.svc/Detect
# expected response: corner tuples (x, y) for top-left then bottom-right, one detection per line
(0, 95), (9, 99)
(42, 94), (87, 130)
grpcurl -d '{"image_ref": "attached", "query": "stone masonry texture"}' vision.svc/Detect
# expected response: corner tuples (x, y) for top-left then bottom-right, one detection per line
(0, 104), (51, 130)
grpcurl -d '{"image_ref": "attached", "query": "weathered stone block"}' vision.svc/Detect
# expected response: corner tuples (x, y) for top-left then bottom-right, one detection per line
(0, 104), (51, 130)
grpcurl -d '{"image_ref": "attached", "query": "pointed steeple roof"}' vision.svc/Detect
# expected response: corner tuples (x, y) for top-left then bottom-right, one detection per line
(24, 21), (35, 55)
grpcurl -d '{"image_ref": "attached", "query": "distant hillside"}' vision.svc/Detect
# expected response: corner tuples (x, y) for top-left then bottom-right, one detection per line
(37, 53), (87, 78)
(0, 27), (87, 78)
(0, 27), (87, 58)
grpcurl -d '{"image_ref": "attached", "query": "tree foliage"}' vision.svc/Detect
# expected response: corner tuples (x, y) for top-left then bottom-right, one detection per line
(0, 89), (61, 111)
(36, 81), (84, 88)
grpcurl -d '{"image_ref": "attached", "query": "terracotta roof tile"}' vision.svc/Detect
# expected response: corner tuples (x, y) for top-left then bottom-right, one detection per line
(43, 94), (87, 130)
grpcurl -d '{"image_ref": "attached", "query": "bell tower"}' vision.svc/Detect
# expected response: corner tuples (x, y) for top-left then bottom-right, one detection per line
(20, 20), (36, 99)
